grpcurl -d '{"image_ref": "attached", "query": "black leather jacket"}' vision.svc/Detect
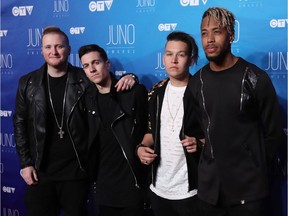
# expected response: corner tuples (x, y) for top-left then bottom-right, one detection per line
(13, 63), (90, 171)
(147, 77), (204, 191)
(85, 74), (148, 189)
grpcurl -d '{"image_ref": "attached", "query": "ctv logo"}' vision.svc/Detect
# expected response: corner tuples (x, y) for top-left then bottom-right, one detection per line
(270, 19), (288, 28)
(115, 70), (127, 76)
(12, 6), (33, 16)
(158, 23), (177, 32)
(70, 27), (85, 34)
(180, 0), (208, 6)
(0, 110), (13, 117)
(0, 30), (8, 37)
(89, 0), (113, 12)
(2, 186), (15, 194)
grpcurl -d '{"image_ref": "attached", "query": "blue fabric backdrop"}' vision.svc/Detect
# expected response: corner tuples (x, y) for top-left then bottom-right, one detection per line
(1, 0), (287, 215)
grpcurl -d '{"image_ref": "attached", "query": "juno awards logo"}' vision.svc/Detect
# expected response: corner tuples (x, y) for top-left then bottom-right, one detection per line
(106, 24), (136, 55)
(136, 0), (156, 13)
(53, 0), (69, 18)
(238, 0), (262, 7)
(26, 28), (43, 55)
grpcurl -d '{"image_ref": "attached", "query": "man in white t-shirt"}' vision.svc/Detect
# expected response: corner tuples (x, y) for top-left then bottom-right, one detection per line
(137, 31), (204, 216)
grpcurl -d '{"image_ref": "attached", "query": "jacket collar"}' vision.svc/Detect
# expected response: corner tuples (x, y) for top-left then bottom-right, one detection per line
(87, 72), (118, 95)
(34, 63), (87, 86)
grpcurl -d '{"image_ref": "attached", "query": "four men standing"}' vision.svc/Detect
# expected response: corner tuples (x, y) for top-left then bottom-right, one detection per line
(13, 6), (283, 216)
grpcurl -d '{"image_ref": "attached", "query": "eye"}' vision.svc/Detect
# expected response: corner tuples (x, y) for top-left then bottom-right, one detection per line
(93, 61), (101, 66)
(213, 29), (222, 35)
(57, 45), (65, 49)
(201, 31), (207, 37)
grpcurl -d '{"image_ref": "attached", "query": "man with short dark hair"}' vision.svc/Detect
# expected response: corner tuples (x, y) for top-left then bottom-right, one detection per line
(79, 44), (148, 216)
(137, 31), (204, 216)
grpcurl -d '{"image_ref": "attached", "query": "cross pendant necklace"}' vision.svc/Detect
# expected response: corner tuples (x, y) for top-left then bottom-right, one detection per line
(58, 128), (65, 139)
(47, 73), (68, 139)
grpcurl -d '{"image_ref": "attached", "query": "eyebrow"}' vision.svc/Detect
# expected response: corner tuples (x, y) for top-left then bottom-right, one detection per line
(165, 50), (187, 54)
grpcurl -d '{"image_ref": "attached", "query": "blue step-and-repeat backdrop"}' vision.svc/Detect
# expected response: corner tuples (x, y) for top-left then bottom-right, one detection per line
(1, 0), (287, 215)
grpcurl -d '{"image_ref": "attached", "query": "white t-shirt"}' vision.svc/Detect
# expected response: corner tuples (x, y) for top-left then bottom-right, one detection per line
(150, 82), (197, 200)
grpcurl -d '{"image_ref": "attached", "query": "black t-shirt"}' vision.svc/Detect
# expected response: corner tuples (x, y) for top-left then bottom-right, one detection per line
(40, 74), (86, 181)
(94, 92), (142, 207)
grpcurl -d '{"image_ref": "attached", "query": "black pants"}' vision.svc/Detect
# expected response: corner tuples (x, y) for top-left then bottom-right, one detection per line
(150, 190), (200, 216)
(24, 179), (89, 216)
(198, 198), (266, 216)
(95, 204), (145, 216)
(91, 189), (145, 216)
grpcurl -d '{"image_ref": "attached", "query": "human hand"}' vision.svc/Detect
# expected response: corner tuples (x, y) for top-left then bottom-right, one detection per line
(115, 74), (136, 92)
(20, 166), (38, 185)
(181, 135), (197, 153)
(137, 146), (157, 165)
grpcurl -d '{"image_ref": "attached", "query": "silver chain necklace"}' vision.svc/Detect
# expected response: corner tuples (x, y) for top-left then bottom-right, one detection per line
(166, 83), (183, 132)
(47, 73), (68, 139)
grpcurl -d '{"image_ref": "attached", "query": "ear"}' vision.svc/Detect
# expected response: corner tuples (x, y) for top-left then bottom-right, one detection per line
(229, 34), (235, 44)
(68, 45), (71, 55)
(105, 60), (110, 69)
(189, 56), (194, 66)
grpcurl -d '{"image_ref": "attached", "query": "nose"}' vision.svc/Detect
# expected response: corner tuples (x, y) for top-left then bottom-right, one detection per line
(51, 46), (59, 54)
(207, 32), (215, 43)
(89, 65), (96, 73)
(171, 55), (178, 64)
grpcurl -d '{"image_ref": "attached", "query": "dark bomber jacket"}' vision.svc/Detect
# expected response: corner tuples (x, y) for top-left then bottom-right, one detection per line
(189, 57), (283, 205)
(147, 77), (204, 191)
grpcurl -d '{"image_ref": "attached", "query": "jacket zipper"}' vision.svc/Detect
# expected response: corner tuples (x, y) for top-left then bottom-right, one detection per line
(152, 95), (160, 185)
(240, 68), (248, 111)
(180, 96), (190, 192)
(33, 103), (40, 169)
(111, 112), (140, 189)
(66, 94), (85, 171)
(200, 69), (214, 159)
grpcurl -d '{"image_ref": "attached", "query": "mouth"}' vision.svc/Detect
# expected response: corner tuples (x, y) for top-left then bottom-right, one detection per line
(90, 73), (99, 79)
(170, 66), (178, 70)
(205, 45), (217, 53)
(49, 56), (61, 59)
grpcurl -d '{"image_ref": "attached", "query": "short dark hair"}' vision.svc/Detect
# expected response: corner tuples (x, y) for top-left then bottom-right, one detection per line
(42, 26), (70, 45)
(78, 44), (108, 62)
(166, 31), (199, 64)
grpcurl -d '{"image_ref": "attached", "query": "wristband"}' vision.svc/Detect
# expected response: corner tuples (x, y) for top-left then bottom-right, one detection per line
(126, 73), (139, 84)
